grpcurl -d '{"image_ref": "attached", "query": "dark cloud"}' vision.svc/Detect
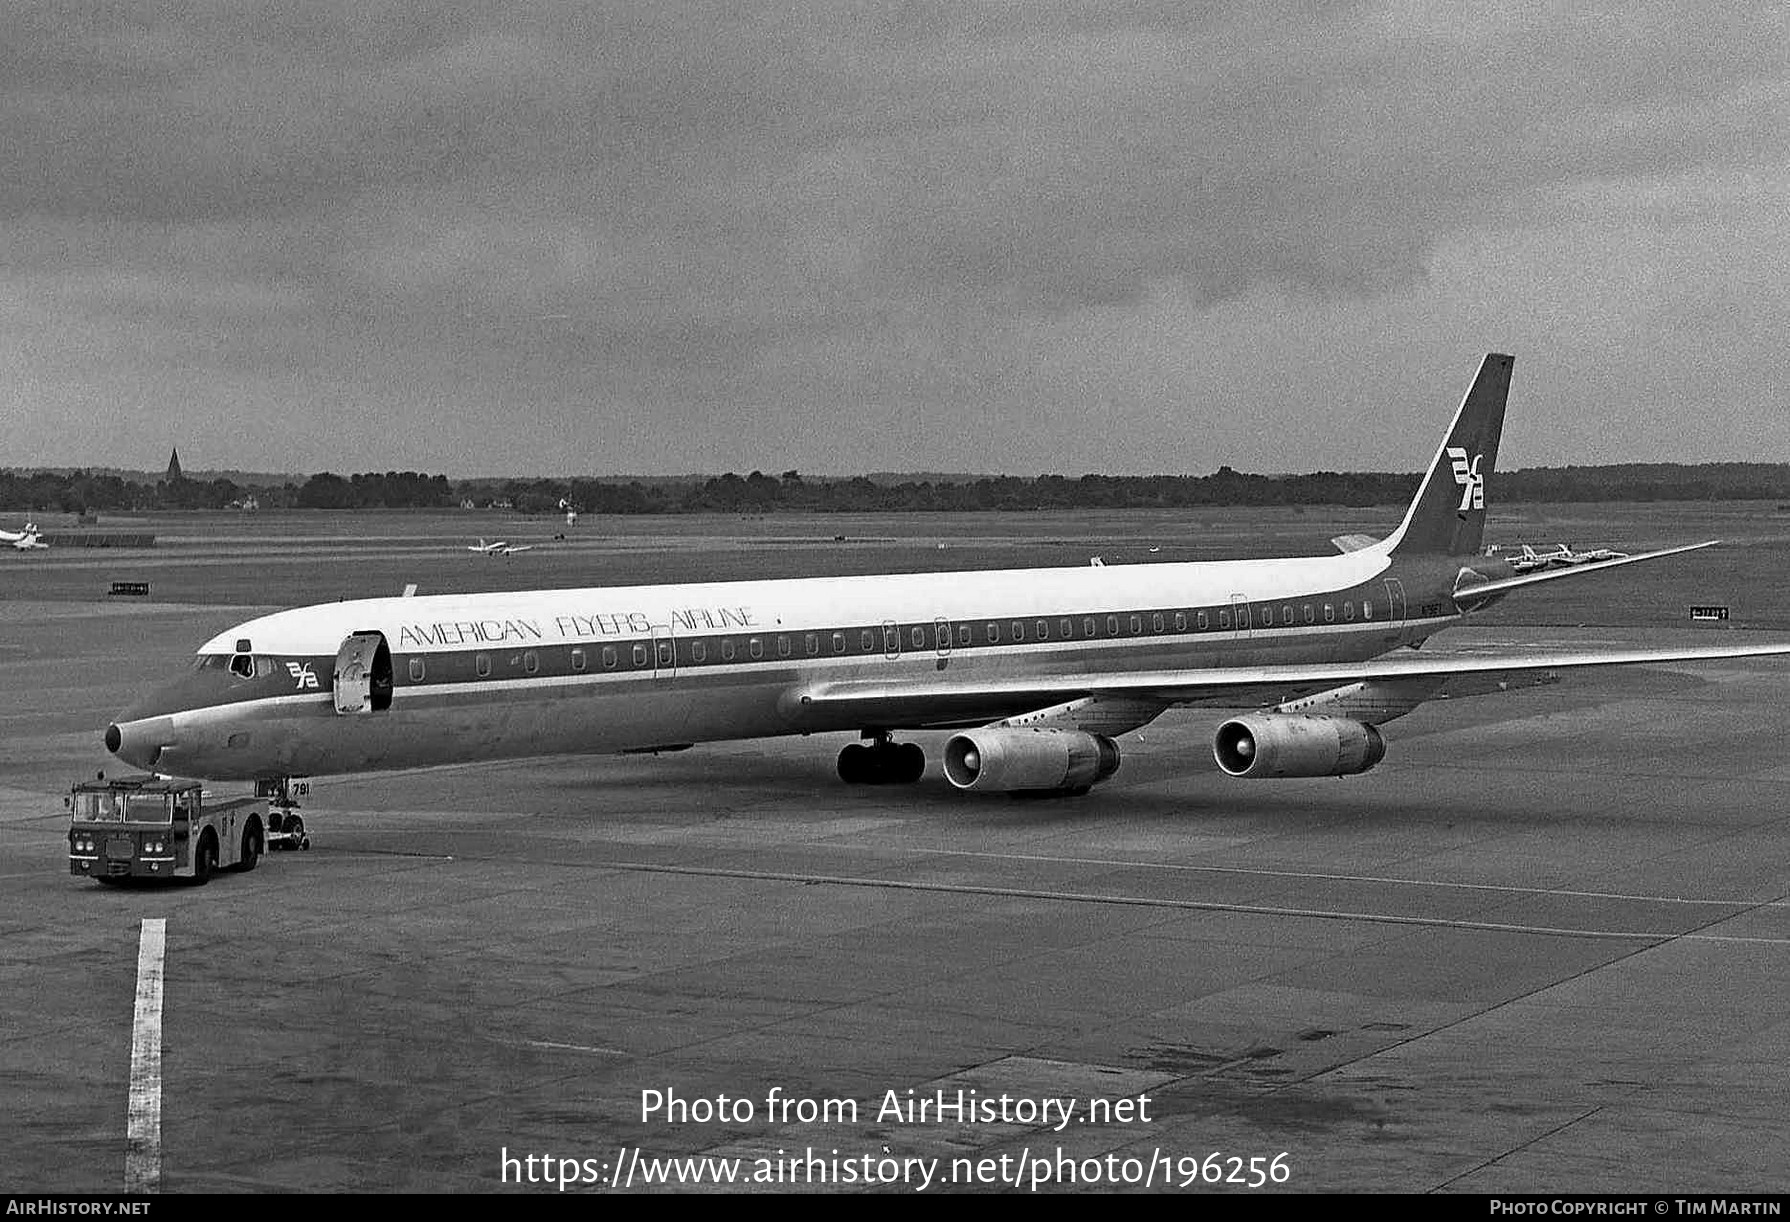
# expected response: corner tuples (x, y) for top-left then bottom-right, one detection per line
(4, 2), (1786, 474)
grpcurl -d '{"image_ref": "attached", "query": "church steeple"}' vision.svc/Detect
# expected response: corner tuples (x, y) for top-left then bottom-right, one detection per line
(165, 447), (183, 482)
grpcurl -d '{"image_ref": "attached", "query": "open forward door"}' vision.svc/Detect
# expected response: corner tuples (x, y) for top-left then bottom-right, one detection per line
(333, 631), (393, 714)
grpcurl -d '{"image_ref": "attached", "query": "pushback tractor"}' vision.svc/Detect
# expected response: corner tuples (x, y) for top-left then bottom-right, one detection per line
(66, 775), (291, 885)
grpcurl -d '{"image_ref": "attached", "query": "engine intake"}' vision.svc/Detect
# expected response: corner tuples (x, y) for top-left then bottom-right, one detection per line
(943, 728), (1121, 794)
(1213, 714), (1386, 779)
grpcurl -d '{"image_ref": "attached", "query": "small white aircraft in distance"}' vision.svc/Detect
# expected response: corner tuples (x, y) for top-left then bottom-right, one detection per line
(107, 352), (1790, 798)
(1575, 543), (1632, 565)
(1, 521), (47, 551)
(467, 538), (535, 557)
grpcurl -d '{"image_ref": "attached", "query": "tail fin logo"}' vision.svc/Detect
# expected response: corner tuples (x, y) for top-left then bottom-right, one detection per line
(1447, 447), (1484, 512)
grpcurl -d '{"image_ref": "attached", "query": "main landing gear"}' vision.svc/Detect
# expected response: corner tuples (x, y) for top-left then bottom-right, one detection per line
(837, 734), (925, 785)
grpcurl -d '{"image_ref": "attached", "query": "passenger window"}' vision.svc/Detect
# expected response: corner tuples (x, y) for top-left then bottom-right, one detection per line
(777, 634), (790, 658)
(1282, 606), (1293, 625)
(805, 633), (819, 656)
(1012, 621), (1025, 641)
(986, 622), (999, 643)
(1084, 617), (1097, 636)
(749, 637), (763, 659)
(722, 639), (736, 661)
(1219, 610), (1231, 629)
(1174, 612), (1186, 631)
(1363, 601), (1374, 619)
(832, 631), (845, 653)
(1324, 604), (1334, 623)
(860, 629), (875, 651)
(524, 651), (538, 674)
(1304, 605), (1314, 623)
(475, 653), (491, 678)
(958, 625), (971, 646)
(601, 646), (617, 669)
(1105, 615), (1118, 635)
(912, 626), (926, 649)
(1259, 606), (1272, 629)
(632, 643), (647, 667)
(1060, 618), (1073, 638)
(692, 641), (707, 663)
(1036, 619), (1048, 640)
(1344, 602), (1356, 621)
(1197, 610), (1208, 630)
(408, 657), (425, 682)
(1130, 614), (1142, 634)
(572, 648), (586, 672)
(1152, 612), (1164, 632)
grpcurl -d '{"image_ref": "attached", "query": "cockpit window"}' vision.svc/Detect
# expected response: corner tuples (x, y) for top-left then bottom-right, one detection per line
(230, 653), (254, 679)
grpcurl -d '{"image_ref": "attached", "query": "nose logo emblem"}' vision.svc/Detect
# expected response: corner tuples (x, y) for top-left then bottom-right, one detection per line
(286, 662), (319, 689)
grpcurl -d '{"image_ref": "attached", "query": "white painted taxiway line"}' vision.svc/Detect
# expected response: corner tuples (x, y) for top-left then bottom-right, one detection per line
(125, 918), (166, 1195)
(591, 861), (1790, 946)
(908, 847), (1790, 909)
(521, 1039), (630, 1057)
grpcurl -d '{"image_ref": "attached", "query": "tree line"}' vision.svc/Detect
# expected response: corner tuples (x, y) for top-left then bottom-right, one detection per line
(5, 463), (1790, 515)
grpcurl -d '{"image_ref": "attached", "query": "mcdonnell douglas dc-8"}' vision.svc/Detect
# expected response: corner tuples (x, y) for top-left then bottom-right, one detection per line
(107, 354), (1790, 797)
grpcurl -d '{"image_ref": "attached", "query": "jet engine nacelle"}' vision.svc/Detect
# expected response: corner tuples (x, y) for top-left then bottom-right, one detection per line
(942, 728), (1121, 794)
(1212, 714), (1386, 779)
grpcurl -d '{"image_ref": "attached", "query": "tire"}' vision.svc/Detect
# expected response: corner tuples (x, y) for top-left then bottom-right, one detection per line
(237, 822), (261, 873)
(193, 834), (216, 886)
(837, 743), (869, 784)
(286, 815), (305, 845)
(896, 742), (926, 783)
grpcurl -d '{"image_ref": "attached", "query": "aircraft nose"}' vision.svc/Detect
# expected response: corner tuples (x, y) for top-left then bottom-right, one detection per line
(107, 716), (175, 770)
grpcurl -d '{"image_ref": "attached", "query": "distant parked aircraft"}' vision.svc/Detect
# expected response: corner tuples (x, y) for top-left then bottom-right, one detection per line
(468, 538), (534, 557)
(1, 521), (47, 551)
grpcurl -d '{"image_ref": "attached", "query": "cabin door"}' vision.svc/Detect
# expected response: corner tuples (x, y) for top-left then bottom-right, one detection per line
(333, 632), (392, 714)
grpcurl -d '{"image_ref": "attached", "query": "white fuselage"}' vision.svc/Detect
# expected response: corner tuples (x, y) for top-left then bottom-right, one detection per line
(112, 546), (1460, 782)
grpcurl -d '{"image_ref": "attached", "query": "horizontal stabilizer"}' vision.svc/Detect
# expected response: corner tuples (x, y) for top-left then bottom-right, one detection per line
(1455, 540), (1719, 604)
(1331, 534), (1379, 554)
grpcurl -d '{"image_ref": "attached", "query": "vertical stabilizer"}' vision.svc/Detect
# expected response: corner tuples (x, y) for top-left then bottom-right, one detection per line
(1381, 353), (1512, 557)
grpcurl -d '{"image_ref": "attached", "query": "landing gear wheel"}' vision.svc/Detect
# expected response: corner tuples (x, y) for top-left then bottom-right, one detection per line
(193, 839), (216, 886)
(896, 742), (925, 783)
(837, 740), (926, 785)
(838, 743), (872, 784)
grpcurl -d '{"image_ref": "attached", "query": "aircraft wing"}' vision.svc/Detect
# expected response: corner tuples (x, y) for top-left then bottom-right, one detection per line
(1330, 533), (1379, 554)
(793, 638), (1790, 729)
(1453, 540), (1717, 603)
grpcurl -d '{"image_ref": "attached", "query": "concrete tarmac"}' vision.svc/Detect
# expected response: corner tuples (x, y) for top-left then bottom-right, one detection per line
(2, 509), (1787, 1193)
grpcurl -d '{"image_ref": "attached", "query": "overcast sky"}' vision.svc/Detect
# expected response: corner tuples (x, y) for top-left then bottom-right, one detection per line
(4, 2), (1786, 477)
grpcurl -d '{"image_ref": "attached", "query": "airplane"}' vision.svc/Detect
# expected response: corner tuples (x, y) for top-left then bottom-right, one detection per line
(1, 521), (47, 551)
(467, 538), (534, 557)
(105, 353), (1790, 798)
(1572, 545), (1628, 564)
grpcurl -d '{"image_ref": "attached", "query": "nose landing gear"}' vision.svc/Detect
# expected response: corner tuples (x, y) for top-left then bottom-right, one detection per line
(254, 777), (312, 851)
(837, 734), (926, 785)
